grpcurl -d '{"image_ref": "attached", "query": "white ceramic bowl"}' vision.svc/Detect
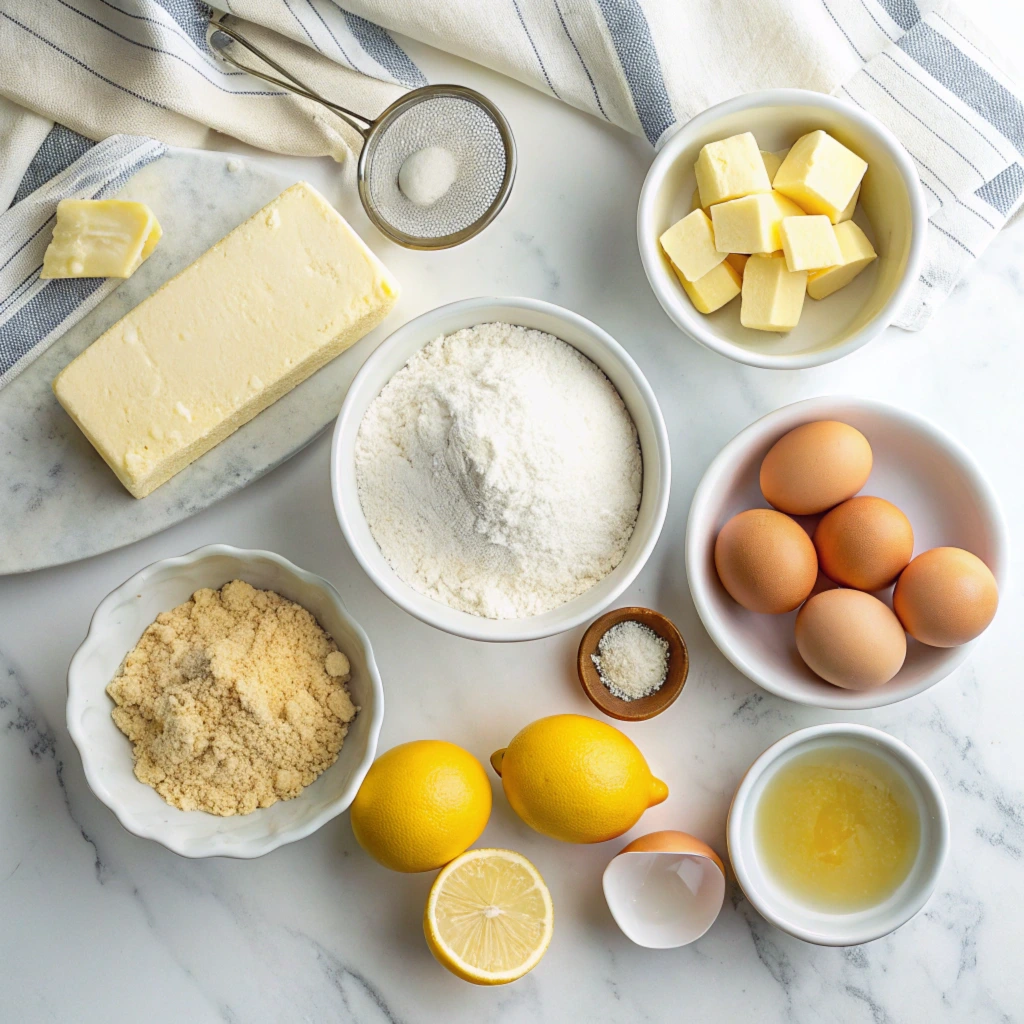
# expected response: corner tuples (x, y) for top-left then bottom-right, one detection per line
(66, 545), (384, 859)
(331, 296), (671, 642)
(728, 724), (949, 946)
(638, 90), (927, 369)
(686, 396), (1007, 709)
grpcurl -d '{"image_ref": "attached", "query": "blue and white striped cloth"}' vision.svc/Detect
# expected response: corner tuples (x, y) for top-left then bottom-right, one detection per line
(0, 132), (165, 388)
(0, 0), (1022, 386)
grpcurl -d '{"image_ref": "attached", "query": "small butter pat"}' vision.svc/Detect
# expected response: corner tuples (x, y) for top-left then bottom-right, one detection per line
(773, 130), (868, 223)
(741, 253), (807, 332)
(695, 132), (772, 207)
(779, 215), (842, 272)
(53, 182), (399, 498)
(675, 260), (742, 314)
(41, 200), (162, 279)
(807, 221), (877, 299)
(660, 209), (726, 282)
(711, 191), (805, 254)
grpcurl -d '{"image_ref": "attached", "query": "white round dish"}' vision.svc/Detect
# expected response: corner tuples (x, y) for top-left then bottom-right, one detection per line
(686, 396), (1007, 709)
(728, 724), (949, 946)
(65, 545), (384, 859)
(637, 89), (927, 369)
(331, 296), (671, 643)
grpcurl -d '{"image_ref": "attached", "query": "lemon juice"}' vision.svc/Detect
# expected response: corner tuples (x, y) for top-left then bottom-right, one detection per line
(755, 745), (920, 912)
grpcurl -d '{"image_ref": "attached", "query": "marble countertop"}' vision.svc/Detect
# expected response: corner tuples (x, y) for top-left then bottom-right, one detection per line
(3, 17), (1023, 1024)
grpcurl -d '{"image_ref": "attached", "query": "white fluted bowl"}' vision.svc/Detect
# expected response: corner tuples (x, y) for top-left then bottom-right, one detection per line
(66, 545), (384, 859)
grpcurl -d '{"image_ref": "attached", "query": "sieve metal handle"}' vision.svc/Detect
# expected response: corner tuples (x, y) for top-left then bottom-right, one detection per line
(208, 18), (373, 139)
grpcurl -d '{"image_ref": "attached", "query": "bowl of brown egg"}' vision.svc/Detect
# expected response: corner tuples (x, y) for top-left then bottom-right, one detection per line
(685, 396), (1007, 709)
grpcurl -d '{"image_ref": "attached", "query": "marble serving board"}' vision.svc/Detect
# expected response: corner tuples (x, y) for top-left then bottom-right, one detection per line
(0, 149), (368, 575)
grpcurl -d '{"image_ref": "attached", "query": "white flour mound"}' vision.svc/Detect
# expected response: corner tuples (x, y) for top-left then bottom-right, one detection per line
(354, 323), (642, 619)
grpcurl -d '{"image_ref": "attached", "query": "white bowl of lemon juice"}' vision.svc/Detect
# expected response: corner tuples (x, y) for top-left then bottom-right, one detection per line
(727, 724), (948, 946)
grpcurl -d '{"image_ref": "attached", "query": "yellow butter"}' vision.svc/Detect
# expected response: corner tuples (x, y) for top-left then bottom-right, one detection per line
(837, 182), (861, 223)
(695, 132), (772, 207)
(726, 252), (749, 277)
(711, 191), (805, 254)
(659, 208), (726, 282)
(780, 215), (842, 272)
(41, 200), (162, 279)
(773, 130), (868, 223)
(760, 149), (789, 184)
(741, 253), (807, 332)
(53, 182), (399, 499)
(807, 221), (877, 299)
(675, 259), (741, 314)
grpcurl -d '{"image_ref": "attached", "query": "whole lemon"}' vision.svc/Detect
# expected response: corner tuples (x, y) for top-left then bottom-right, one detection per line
(491, 715), (668, 844)
(351, 740), (492, 872)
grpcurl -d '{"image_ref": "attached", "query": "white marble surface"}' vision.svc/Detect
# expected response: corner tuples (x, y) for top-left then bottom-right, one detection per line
(3, 24), (1024, 1024)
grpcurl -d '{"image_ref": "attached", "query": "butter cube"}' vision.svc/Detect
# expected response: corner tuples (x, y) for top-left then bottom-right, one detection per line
(41, 200), (162, 279)
(659, 209), (726, 282)
(836, 182), (861, 223)
(807, 221), (877, 299)
(779, 215), (842, 272)
(760, 149), (788, 183)
(726, 253), (749, 277)
(675, 260), (741, 314)
(695, 132), (772, 207)
(741, 253), (807, 332)
(711, 191), (805, 254)
(773, 131), (868, 223)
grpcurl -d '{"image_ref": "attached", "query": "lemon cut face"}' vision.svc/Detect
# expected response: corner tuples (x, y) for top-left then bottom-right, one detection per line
(424, 849), (554, 985)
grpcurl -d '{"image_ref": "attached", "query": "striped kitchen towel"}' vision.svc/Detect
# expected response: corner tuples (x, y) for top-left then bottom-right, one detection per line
(0, 131), (165, 388)
(0, 0), (1022, 346)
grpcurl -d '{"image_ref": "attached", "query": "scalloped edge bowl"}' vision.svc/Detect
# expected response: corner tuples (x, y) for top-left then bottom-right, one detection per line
(66, 544), (384, 859)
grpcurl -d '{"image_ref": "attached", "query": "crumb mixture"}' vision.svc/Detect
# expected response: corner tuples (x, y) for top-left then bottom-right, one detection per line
(107, 580), (358, 816)
(591, 620), (670, 701)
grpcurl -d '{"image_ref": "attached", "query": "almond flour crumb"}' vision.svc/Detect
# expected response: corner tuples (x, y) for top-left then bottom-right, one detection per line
(107, 580), (358, 816)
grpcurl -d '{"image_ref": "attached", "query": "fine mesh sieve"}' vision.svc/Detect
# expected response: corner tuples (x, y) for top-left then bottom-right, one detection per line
(209, 19), (515, 250)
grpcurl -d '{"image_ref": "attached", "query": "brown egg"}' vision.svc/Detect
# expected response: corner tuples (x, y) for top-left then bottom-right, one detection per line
(814, 496), (914, 591)
(893, 547), (998, 647)
(760, 421), (873, 515)
(795, 589), (907, 689)
(714, 508), (818, 614)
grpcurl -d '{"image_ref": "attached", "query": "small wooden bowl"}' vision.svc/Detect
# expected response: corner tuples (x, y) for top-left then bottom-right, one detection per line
(577, 607), (688, 721)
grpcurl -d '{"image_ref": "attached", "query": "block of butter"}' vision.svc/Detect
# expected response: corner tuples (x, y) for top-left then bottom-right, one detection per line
(773, 131), (868, 223)
(695, 132), (772, 207)
(53, 182), (398, 498)
(41, 200), (162, 279)
(741, 253), (807, 332)
(659, 209), (726, 282)
(807, 221), (877, 299)
(711, 191), (805, 254)
(675, 259), (741, 314)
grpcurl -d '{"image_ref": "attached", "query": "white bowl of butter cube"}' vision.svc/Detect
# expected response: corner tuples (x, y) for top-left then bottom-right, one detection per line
(638, 90), (927, 369)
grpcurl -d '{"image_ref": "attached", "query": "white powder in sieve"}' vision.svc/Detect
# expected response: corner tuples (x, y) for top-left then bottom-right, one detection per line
(591, 620), (670, 701)
(354, 323), (642, 619)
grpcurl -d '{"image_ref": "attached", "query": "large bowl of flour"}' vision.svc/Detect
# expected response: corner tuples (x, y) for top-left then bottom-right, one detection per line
(331, 297), (670, 642)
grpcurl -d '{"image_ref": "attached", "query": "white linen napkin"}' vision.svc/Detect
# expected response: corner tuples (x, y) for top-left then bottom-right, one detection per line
(0, 0), (1021, 372)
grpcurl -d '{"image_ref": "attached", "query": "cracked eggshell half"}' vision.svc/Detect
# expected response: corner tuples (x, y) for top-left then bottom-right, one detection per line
(602, 830), (726, 948)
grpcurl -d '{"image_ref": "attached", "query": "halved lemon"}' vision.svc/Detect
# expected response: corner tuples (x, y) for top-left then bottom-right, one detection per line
(424, 848), (554, 985)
